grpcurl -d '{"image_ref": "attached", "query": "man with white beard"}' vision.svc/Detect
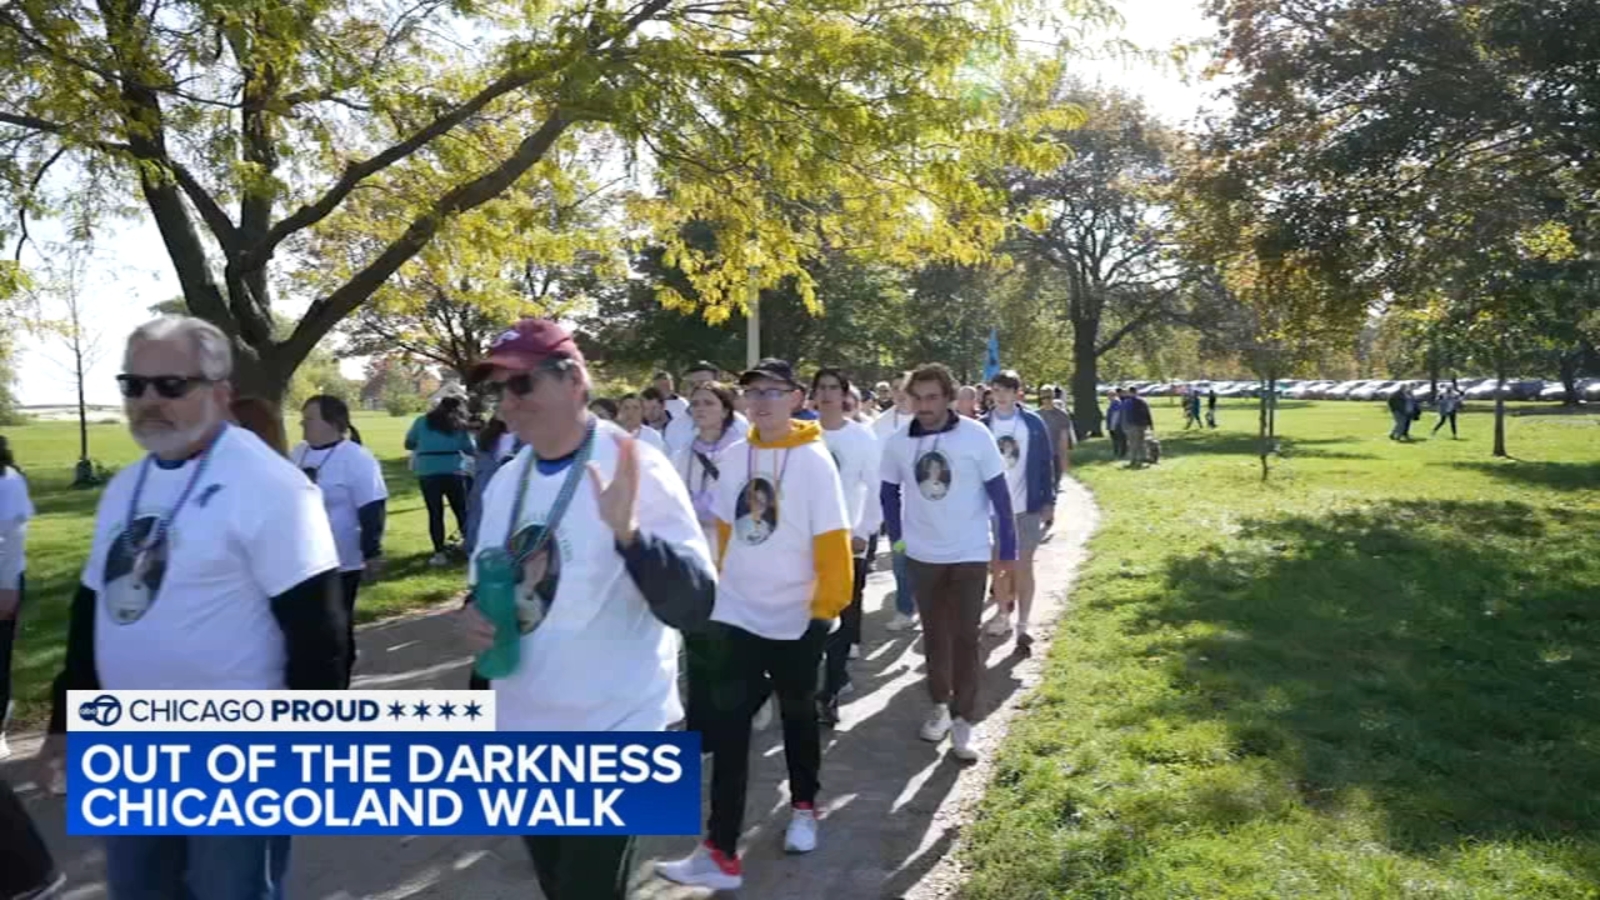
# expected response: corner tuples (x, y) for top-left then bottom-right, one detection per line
(40, 316), (346, 899)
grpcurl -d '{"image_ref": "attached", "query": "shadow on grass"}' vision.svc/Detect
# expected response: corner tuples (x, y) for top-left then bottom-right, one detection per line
(1457, 403), (1599, 417)
(1136, 498), (1600, 855)
(1138, 430), (1379, 461)
(1443, 461), (1600, 491)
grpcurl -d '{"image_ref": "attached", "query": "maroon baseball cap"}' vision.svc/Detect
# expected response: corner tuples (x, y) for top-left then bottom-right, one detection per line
(469, 318), (585, 384)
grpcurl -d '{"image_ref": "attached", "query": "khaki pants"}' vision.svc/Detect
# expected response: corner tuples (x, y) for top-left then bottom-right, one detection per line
(907, 560), (989, 721)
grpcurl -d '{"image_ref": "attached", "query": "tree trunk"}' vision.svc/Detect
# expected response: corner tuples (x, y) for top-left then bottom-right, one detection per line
(1492, 360), (1508, 458)
(1070, 317), (1102, 438)
(1258, 378), (1270, 481)
(75, 337), (88, 462)
(1267, 375), (1277, 439)
(230, 349), (294, 409)
(1559, 352), (1580, 406)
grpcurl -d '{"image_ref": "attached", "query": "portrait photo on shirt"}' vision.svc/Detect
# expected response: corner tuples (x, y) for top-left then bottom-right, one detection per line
(103, 515), (171, 624)
(734, 477), (779, 545)
(996, 435), (1020, 469)
(915, 451), (952, 501)
(508, 522), (561, 634)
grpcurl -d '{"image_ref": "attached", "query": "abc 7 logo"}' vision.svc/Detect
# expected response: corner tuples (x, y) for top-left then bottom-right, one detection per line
(78, 694), (123, 727)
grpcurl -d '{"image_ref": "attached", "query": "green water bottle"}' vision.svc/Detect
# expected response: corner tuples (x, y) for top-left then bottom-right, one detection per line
(473, 547), (521, 679)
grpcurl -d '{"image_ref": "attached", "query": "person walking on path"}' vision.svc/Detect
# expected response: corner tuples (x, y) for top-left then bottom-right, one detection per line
(618, 392), (670, 454)
(656, 358), (853, 890)
(291, 395), (389, 682)
(1106, 389), (1128, 458)
(873, 374), (920, 632)
(464, 415), (521, 551)
(980, 371), (1055, 657)
(881, 363), (1017, 761)
(40, 315), (347, 899)
(813, 367), (882, 725)
(667, 362), (748, 453)
(1433, 386), (1462, 438)
(671, 379), (744, 736)
(462, 319), (717, 900)
(0, 435), (32, 760)
(1120, 388), (1155, 467)
(406, 395), (474, 565)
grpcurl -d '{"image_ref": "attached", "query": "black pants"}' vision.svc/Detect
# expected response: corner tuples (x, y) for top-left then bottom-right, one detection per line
(418, 474), (468, 553)
(821, 543), (873, 700)
(0, 778), (56, 896)
(521, 834), (635, 900)
(340, 571), (362, 684)
(706, 621), (826, 857)
(0, 573), (23, 727)
(1433, 411), (1457, 436)
(1110, 428), (1127, 458)
(681, 630), (718, 735)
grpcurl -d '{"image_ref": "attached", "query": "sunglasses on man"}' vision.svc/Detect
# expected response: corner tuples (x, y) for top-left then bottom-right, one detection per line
(480, 359), (574, 400)
(116, 374), (215, 400)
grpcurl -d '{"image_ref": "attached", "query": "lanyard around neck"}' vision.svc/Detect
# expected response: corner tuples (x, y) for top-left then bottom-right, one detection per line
(124, 424), (228, 551)
(506, 419), (596, 563)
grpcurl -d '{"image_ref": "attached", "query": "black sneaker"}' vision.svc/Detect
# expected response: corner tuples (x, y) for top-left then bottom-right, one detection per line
(816, 694), (840, 726)
(1015, 633), (1034, 659)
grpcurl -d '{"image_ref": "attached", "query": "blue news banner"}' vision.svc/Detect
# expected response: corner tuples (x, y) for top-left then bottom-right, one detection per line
(67, 731), (702, 837)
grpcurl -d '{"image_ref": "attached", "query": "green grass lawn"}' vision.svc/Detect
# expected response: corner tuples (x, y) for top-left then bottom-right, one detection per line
(3, 411), (470, 728)
(965, 399), (1600, 899)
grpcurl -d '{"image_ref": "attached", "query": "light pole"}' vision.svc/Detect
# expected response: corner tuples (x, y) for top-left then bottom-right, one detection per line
(746, 261), (760, 367)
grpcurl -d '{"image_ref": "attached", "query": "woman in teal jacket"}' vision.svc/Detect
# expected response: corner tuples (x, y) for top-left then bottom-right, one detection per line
(405, 396), (474, 565)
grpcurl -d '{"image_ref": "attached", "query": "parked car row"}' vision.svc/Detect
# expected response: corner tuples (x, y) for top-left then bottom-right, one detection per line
(1093, 377), (1600, 402)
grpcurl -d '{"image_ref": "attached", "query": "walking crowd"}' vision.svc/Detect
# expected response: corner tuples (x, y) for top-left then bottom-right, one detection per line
(0, 314), (1080, 900)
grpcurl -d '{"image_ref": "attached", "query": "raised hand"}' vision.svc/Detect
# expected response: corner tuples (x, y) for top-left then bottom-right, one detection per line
(588, 433), (640, 545)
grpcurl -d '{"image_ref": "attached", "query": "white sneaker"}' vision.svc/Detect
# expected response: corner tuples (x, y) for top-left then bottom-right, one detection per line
(428, 552), (450, 567)
(752, 697), (774, 730)
(919, 704), (952, 742)
(655, 843), (743, 890)
(848, 643), (861, 660)
(0, 732), (10, 761)
(784, 806), (819, 853)
(951, 718), (979, 761)
(984, 611), (1013, 637)
(886, 611), (917, 632)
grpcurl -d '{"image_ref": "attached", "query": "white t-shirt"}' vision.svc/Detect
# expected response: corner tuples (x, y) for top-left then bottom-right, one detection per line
(81, 425), (340, 690)
(471, 420), (712, 732)
(714, 432), (850, 640)
(872, 408), (913, 444)
(666, 394), (690, 420)
(0, 466), (33, 586)
(821, 419), (880, 541)
(290, 440), (389, 572)
(880, 416), (1006, 564)
(985, 410), (1030, 513)
(632, 425), (668, 454)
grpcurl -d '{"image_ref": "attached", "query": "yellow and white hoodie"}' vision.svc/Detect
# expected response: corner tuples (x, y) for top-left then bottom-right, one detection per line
(712, 420), (854, 640)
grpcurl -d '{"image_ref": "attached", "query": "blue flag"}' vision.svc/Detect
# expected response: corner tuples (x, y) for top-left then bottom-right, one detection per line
(982, 327), (1001, 382)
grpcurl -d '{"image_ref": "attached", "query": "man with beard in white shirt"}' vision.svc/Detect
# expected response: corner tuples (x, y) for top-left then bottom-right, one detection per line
(880, 363), (1017, 761)
(811, 367), (881, 725)
(42, 315), (346, 899)
(460, 318), (716, 900)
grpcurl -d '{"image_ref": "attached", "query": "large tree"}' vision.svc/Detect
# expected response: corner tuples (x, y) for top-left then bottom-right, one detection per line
(1006, 85), (1185, 435)
(0, 0), (1089, 403)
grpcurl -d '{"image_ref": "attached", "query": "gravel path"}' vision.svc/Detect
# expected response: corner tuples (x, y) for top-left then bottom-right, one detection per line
(2, 478), (1098, 900)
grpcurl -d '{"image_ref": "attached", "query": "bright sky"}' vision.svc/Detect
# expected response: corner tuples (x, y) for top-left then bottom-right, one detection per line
(11, 0), (1222, 407)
